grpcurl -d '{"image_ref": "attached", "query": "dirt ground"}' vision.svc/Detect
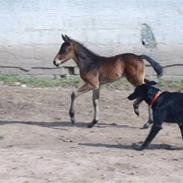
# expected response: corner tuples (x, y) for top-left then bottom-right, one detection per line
(0, 85), (182, 183)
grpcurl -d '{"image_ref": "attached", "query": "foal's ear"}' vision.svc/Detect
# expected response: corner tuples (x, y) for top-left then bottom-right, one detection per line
(61, 34), (71, 43)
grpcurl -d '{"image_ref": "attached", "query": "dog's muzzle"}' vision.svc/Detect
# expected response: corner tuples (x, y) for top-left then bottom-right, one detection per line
(133, 97), (142, 106)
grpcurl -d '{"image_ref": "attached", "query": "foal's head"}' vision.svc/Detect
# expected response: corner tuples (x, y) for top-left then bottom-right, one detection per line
(53, 34), (75, 67)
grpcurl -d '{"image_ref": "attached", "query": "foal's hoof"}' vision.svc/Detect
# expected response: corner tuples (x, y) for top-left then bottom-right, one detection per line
(70, 118), (76, 126)
(87, 123), (94, 128)
(132, 143), (145, 151)
(87, 120), (98, 128)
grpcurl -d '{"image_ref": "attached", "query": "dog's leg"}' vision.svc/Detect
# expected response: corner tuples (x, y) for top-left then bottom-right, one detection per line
(88, 88), (100, 128)
(178, 123), (183, 140)
(141, 105), (153, 129)
(133, 124), (162, 150)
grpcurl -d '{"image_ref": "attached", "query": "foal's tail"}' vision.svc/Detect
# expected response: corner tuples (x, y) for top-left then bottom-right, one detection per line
(139, 55), (163, 77)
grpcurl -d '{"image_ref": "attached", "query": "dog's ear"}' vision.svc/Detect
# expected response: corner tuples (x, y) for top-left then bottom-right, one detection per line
(146, 81), (157, 99)
(146, 80), (157, 85)
(146, 84), (160, 100)
(147, 87), (155, 99)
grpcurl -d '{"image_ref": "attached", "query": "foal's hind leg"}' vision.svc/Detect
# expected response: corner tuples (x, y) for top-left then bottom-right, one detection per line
(88, 88), (100, 128)
(69, 83), (95, 125)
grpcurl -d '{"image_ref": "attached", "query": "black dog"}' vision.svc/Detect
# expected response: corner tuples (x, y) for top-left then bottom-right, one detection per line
(128, 81), (183, 150)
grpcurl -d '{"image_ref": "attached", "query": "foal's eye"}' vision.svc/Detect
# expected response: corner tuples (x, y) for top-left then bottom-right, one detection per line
(60, 42), (71, 54)
(62, 46), (70, 54)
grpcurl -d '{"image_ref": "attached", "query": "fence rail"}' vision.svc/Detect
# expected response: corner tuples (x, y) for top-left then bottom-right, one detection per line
(0, 64), (183, 79)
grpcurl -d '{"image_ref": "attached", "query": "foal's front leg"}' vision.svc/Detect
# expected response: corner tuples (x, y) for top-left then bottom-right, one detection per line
(69, 83), (97, 125)
(88, 88), (100, 128)
(69, 91), (77, 125)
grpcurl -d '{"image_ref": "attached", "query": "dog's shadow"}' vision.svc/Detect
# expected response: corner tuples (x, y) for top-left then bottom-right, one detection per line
(0, 120), (182, 150)
(79, 143), (183, 150)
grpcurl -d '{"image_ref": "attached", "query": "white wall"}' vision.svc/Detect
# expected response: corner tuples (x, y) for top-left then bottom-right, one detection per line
(0, 0), (183, 79)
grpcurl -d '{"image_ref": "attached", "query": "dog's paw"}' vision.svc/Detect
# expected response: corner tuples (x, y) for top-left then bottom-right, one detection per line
(141, 120), (153, 129)
(132, 143), (144, 151)
(141, 124), (149, 129)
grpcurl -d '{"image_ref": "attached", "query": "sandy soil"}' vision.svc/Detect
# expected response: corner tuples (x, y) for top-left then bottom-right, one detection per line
(0, 85), (182, 183)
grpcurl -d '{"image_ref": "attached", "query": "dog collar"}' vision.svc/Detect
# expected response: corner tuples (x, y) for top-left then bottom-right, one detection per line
(150, 91), (161, 108)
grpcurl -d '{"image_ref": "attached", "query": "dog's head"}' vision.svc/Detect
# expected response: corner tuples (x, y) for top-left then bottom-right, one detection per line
(128, 81), (158, 105)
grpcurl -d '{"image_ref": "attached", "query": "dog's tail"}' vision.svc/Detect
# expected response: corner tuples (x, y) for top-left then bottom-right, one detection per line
(139, 55), (163, 77)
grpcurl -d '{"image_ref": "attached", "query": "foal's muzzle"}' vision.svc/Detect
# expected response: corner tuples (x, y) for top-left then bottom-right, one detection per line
(53, 59), (59, 67)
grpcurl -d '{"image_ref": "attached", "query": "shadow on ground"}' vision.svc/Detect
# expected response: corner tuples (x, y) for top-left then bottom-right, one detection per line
(0, 120), (139, 129)
(79, 143), (183, 150)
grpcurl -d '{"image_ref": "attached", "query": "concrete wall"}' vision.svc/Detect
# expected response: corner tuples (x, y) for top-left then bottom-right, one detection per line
(0, 0), (183, 79)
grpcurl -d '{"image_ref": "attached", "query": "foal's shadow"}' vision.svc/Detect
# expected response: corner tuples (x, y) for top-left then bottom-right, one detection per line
(79, 143), (183, 150)
(0, 120), (139, 129)
(0, 120), (84, 129)
(95, 123), (139, 129)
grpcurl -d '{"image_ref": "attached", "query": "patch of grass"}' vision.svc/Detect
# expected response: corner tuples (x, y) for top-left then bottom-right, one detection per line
(103, 78), (133, 90)
(0, 74), (81, 88)
(158, 79), (183, 91)
(106, 78), (183, 91)
(0, 74), (183, 90)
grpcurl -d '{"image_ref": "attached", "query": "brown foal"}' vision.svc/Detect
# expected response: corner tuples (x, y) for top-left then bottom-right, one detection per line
(53, 35), (163, 128)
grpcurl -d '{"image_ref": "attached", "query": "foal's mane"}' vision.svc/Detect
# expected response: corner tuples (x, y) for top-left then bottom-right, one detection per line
(70, 39), (106, 70)
(71, 39), (105, 60)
